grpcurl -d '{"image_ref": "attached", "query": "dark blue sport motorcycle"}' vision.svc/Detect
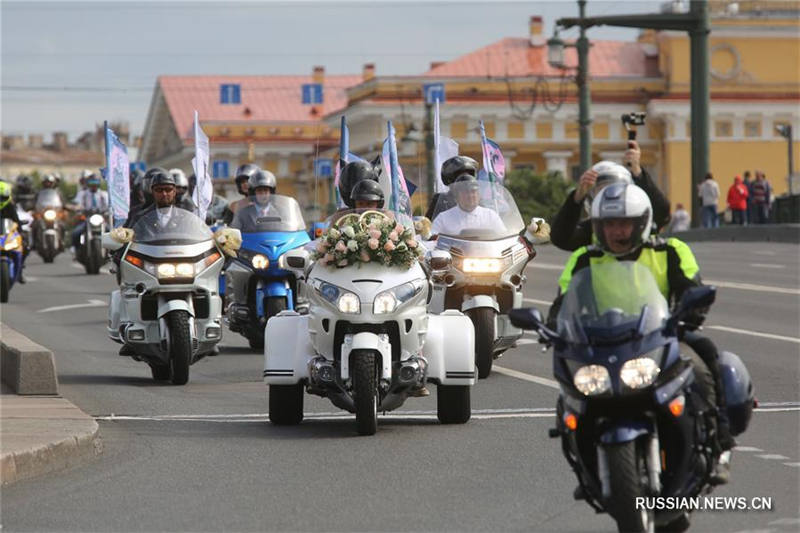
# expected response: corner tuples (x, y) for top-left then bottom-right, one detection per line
(225, 195), (310, 349)
(0, 218), (25, 303)
(510, 262), (754, 533)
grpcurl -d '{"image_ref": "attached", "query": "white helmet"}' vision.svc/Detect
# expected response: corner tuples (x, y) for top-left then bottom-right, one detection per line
(587, 160), (632, 202)
(169, 168), (188, 189)
(591, 183), (652, 256)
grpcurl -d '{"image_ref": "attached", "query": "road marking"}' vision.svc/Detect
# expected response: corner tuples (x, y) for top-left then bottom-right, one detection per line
(755, 454), (790, 461)
(753, 407), (800, 412)
(493, 365), (560, 389)
(705, 325), (800, 344)
(783, 463), (800, 468)
(749, 263), (785, 269)
(70, 263), (111, 274)
(705, 279), (800, 295)
(733, 446), (763, 452)
(522, 297), (551, 306)
(515, 339), (538, 346)
(38, 299), (106, 313)
(526, 262), (563, 271)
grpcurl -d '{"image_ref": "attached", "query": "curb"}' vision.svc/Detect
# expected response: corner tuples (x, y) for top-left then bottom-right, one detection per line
(671, 224), (800, 244)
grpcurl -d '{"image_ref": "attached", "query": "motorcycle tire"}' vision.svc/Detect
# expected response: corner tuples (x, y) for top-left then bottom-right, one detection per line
(605, 441), (653, 533)
(0, 261), (10, 303)
(352, 350), (378, 436)
(150, 363), (171, 381)
(468, 307), (495, 379)
(656, 512), (691, 533)
(43, 234), (56, 263)
(436, 385), (471, 424)
(86, 239), (102, 275)
(268, 384), (304, 425)
(167, 310), (192, 385)
(257, 296), (287, 350)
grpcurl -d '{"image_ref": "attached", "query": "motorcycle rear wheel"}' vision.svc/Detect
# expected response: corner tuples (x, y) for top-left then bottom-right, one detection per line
(269, 384), (304, 425)
(0, 261), (10, 303)
(436, 385), (471, 424)
(605, 440), (654, 533)
(167, 310), (192, 385)
(468, 307), (495, 379)
(352, 350), (378, 436)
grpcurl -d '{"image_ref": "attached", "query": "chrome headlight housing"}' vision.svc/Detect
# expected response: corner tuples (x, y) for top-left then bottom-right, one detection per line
(88, 214), (104, 226)
(462, 257), (504, 273)
(373, 280), (424, 314)
(620, 357), (661, 389)
(43, 209), (57, 222)
(313, 280), (360, 314)
(573, 365), (611, 396)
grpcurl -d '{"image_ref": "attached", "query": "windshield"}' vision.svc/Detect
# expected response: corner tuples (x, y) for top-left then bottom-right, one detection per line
(232, 195), (307, 233)
(324, 208), (415, 236)
(35, 189), (63, 210)
(429, 180), (524, 240)
(556, 262), (670, 344)
(132, 207), (213, 245)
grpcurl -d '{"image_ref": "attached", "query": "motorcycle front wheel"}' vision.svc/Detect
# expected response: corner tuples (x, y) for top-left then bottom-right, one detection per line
(467, 307), (496, 379)
(167, 310), (192, 385)
(352, 350), (378, 436)
(85, 238), (102, 275)
(605, 440), (654, 533)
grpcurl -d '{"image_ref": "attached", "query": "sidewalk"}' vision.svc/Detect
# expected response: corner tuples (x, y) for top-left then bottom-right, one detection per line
(1, 382), (102, 486)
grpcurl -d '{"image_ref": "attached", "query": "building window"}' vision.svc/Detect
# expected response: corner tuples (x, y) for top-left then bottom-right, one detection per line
(507, 121), (524, 139)
(450, 121), (467, 139)
(212, 160), (229, 178)
(220, 84), (241, 104)
(536, 122), (552, 139)
(744, 121), (761, 137)
(715, 120), (732, 138)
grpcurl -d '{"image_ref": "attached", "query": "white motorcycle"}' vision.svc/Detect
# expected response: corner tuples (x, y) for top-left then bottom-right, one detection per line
(264, 208), (476, 435)
(103, 208), (226, 385)
(427, 180), (535, 378)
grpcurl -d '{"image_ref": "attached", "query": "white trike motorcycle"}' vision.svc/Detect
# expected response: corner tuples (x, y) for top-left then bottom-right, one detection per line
(264, 208), (476, 435)
(427, 180), (535, 378)
(103, 208), (226, 385)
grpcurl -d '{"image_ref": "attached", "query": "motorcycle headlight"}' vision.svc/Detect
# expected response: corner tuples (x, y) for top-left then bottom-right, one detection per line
(314, 280), (360, 314)
(43, 209), (57, 221)
(337, 292), (360, 314)
(153, 262), (194, 279)
(573, 365), (611, 396)
(462, 257), (503, 273)
(88, 214), (104, 226)
(620, 357), (661, 389)
(251, 254), (269, 270)
(373, 280), (423, 314)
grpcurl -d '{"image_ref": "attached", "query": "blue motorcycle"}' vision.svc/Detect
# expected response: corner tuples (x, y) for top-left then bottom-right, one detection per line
(510, 262), (754, 533)
(225, 195), (311, 349)
(1, 219), (24, 303)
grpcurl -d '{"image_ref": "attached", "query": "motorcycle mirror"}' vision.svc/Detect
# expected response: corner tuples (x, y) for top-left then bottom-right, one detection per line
(509, 307), (544, 330)
(284, 248), (310, 277)
(427, 249), (452, 271)
(677, 285), (716, 315)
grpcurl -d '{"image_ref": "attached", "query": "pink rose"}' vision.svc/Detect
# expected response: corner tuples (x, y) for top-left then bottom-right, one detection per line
(322, 253), (334, 264)
(384, 240), (396, 252)
(388, 231), (398, 242)
(335, 241), (346, 252)
(359, 250), (371, 262)
(368, 228), (381, 240)
(394, 223), (404, 234)
(405, 239), (418, 248)
(368, 238), (379, 250)
(337, 259), (348, 267)
(316, 240), (329, 253)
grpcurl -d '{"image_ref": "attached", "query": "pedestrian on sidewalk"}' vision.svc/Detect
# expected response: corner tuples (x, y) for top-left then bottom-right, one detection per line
(742, 170), (754, 224)
(667, 202), (690, 233)
(751, 171), (772, 224)
(698, 172), (720, 228)
(726, 175), (749, 225)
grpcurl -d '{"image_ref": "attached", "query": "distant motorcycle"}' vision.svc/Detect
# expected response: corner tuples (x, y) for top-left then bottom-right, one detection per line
(510, 262), (754, 533)
(225, 195), (311, 349)
(33, 189), (65, 263)
(75, 208), (108, 275)
(0, 219), (24, 303)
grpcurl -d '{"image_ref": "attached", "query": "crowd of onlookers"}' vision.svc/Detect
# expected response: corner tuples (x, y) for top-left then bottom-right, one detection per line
(695, 170), (773, 229)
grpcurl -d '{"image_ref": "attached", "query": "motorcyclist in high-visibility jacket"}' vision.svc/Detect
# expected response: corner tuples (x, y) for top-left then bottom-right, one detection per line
(551, 182), (734, 484)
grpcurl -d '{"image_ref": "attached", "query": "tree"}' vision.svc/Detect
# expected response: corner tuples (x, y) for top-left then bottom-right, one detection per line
(505, 169), (571, 223)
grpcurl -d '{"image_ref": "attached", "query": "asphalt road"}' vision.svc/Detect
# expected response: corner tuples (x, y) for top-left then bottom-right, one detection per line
(2, 242), (798, 533)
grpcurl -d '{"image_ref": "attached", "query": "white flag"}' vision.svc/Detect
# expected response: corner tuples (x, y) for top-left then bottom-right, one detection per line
(434, 99), (459, 193)
(191, 110), (212, 221)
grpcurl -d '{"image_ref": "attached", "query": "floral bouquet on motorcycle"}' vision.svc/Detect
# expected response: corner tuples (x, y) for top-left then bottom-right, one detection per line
(313, 211), (422, 268)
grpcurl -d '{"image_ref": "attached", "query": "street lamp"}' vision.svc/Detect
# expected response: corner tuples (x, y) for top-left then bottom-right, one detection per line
(775, 124), (794, 192)
(546, 32), (566, 69)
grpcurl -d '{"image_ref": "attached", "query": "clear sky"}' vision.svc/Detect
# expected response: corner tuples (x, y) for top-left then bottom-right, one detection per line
(1, 0), (665, 139)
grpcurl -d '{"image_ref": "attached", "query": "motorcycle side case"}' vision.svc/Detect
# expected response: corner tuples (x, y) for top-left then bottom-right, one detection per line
(423, 310), (476, 385)
(719, 351), (754, 435)
(263, 312), (312, 385)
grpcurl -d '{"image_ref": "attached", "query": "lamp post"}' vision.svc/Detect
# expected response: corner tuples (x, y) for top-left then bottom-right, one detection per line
(776, 124), (795, 193)
(552, 0), (711, 227)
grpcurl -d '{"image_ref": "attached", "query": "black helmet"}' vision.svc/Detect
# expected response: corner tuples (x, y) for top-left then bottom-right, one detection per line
(248, 169), (277, 194)
(145, 167), (175, 191)
(339, 160), (380, 208)
(350, 178), (384, 208)
(441, 155), (478, 186)
(450, 172), (480, 190)
(235, 163), (260, 193)
(15, 175), (33, 193)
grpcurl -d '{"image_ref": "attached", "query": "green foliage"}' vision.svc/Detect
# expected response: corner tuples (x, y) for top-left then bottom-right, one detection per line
(505, 169), (571, 223)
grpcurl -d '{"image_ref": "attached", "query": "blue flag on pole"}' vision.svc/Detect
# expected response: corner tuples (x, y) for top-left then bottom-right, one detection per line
(381, 121), (412, 217)
(104, 121), (130, 226)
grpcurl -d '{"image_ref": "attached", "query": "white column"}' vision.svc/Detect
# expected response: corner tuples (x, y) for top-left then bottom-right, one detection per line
(543, 150), (573, 179)
(599, 151), (626, 164)
(278, 156), (290, 177)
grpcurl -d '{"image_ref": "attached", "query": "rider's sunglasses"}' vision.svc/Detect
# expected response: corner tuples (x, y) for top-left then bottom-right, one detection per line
(152, 186), (175, 194)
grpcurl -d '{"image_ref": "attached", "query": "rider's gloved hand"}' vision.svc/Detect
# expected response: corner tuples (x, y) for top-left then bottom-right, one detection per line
(681, 308), (707, 331)
(110, 227), (135, 244)
(214, 227), (242, 257)
(524, 217), (550, 245)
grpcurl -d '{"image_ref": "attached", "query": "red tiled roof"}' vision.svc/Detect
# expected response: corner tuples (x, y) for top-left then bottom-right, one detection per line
(159, 75), (362, 140)
(423, 37), (659, 78)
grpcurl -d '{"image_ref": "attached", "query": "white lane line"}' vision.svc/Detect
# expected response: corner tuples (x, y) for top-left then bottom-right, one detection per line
(38, 299), (107, 313)
(523, 297), (551, 306)
(493, 365), (560, 390)
(755, 454), (790, 461)
(526, 262), (563, 271)
(749, 263), (785, 269)
(515, 339), (538, 346)
(733, 446), (763, 452)
(705, 325), (800, 344)
(70, 263), (111, 274)
(753, 407), (800, 412)
(705, 279), (800, 295)
(783, 463), (800, 468)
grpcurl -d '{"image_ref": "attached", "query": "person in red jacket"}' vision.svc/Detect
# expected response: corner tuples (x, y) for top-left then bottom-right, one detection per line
(726, 175), (749, 225)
